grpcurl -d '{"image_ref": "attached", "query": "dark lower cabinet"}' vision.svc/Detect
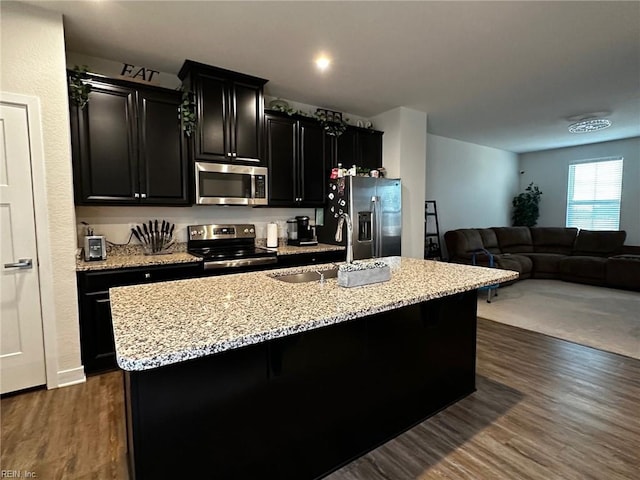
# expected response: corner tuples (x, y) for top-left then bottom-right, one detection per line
(124, 290), (478, 480)
(79, 291), (114, 373)
(69, 73), (189, 205)
(77, 264), (202, 374)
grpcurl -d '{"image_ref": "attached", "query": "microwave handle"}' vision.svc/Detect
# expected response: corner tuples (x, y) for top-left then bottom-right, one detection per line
(251, 173), (257, 200)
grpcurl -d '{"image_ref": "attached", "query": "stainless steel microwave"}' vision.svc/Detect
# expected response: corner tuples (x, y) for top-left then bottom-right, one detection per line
(195, 162), (268, 205)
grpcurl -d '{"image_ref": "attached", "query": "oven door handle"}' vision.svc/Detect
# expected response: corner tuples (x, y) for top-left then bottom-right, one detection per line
(203, 256), (278, 270)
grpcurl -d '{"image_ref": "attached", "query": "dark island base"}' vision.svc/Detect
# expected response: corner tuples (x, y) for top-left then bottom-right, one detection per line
(125, 290), (478, 479)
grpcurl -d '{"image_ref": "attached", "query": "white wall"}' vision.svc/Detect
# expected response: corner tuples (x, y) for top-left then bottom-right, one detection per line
(373, 107), (427, 259)
(426, 134), (519, 257)
(1, 3), (82, 380)
(519, 137), (640, 244)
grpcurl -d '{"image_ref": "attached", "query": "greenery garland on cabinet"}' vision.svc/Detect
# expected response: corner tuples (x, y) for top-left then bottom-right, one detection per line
(180, 88), (197, 137)
(68, 65), (92, 109)
(269, 102), (350, 137)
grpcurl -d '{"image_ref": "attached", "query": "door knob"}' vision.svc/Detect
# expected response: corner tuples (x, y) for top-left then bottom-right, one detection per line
(4, 258), (33, 269)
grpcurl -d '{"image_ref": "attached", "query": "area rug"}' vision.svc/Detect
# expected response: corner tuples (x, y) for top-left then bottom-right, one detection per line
(477, 279), (640, 359)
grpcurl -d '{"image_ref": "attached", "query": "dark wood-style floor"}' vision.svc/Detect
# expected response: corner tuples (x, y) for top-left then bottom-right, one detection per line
(2, 319), (639, 479)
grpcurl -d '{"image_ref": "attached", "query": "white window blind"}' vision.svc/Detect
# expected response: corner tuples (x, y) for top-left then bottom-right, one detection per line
(566, 157), (623, 230)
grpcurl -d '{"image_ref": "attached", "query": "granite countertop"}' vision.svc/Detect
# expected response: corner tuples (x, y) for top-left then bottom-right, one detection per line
(76, 252), (200, 271)
(263, 243), (345, 256)
(76, 242), (344, 271)
(110, 257), (518, 371)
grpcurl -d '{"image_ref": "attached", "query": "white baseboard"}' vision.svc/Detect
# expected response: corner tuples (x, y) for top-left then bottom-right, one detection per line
(56, 366), (86, 388)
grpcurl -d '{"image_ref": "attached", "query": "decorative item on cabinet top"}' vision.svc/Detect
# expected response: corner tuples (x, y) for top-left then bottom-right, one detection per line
(269, 98), (291, 111)
(315, 108), (348, 137)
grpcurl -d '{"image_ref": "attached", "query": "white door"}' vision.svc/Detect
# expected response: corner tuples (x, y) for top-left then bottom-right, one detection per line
(0, 99), (46, 394)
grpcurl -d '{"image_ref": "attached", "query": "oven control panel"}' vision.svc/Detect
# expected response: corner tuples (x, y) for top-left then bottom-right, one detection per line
(188, 224), (256, 241)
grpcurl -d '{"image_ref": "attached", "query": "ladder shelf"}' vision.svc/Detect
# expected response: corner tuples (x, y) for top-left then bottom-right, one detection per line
(424, 200), (442, 260)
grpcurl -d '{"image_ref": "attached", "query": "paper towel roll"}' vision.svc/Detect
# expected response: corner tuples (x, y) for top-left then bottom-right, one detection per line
(266, 222), (278, 248)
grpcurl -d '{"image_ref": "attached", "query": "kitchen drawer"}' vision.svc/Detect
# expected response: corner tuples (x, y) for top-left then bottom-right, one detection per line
(78, 263), (202, 293)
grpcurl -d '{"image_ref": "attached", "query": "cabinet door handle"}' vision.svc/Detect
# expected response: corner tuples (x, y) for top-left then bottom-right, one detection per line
(144, 273), (151, 279)
(141, 193), (147, 199)
(232, 152), (237, 157)
(134, 193), (140, 198)
(227, 152), (232, 157)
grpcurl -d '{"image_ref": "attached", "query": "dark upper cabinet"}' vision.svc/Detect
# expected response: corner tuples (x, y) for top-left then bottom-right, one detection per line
(265, 112), (326, 207)
(69, 73), (189, 205)
(332, 126), (383, 171)
(179, 60), (268, 165)
(138, 89), (190, 203)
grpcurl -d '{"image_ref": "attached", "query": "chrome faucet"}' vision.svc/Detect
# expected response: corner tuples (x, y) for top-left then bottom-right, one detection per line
(335, 213), (354, 264)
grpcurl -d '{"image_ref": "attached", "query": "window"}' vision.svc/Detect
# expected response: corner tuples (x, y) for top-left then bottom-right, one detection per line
(566, 157), (623, 230)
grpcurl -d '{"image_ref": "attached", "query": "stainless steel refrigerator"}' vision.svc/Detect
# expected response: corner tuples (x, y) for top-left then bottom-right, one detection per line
(317, 176), (402, 260)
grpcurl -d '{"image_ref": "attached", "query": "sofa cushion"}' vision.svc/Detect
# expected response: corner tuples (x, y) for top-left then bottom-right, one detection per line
(523, 253), (567, 278)
(606, 255), (640, 291)
(444, 229), (485, 261)
(478, 228), (501, 254)
(573, 230), (626, 257)
(494, 254), (533, 278)
(494, 227), (533, 253)
(530, 227), (578, 254)
(559, 256), (608, 284)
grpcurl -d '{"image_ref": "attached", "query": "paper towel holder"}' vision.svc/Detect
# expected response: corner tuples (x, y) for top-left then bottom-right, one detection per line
(266, 222), (279, 248)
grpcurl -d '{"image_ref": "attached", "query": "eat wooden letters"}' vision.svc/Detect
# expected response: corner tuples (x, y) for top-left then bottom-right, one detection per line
(120, 63), (159, 82)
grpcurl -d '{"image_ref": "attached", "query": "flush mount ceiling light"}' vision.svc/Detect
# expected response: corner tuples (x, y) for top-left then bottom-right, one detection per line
(315, 55), (331, 72)
(568, 118), (612, 134)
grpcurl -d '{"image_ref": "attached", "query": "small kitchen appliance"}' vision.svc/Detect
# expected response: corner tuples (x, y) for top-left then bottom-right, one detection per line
(287, 216), (317, 246)
(84, 235), (107, 261)
(187, 224), (277, 271)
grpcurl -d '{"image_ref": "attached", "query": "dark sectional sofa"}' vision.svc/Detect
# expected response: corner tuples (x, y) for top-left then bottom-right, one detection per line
(444, 227), (640, 291)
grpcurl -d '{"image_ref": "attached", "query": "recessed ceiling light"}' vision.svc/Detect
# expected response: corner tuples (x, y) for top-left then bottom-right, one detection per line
(315, 55), (331, 72)
(568, 119), (612, 133)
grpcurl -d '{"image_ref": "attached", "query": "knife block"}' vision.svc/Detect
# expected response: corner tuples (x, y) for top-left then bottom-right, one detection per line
(142, 243), (176, 256)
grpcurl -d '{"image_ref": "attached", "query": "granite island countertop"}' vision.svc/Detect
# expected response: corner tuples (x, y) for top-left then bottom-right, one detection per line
(110, 257), (518, 371)
(263, 243), (345, 256)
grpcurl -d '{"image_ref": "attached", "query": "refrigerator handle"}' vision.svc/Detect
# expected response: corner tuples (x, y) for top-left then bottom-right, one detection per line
(372, 196), (381, 258)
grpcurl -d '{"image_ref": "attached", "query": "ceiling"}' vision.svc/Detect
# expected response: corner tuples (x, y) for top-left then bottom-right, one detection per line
(21, 0), (640, 153)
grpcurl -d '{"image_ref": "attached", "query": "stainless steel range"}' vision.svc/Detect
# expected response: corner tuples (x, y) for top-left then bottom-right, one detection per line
(187, 224), (277, 271)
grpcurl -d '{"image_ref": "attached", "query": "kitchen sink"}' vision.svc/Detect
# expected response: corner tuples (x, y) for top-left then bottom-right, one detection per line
(271, 268), (339, 283)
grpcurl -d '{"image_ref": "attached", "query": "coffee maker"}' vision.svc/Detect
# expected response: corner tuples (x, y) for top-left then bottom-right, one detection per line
(287, 216), (318, 246)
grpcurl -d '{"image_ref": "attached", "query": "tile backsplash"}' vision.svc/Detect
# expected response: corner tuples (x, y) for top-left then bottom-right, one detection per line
(75, 205), (317, 247)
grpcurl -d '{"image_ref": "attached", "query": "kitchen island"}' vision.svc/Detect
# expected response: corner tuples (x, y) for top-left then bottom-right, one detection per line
(110, 257), (517, 479)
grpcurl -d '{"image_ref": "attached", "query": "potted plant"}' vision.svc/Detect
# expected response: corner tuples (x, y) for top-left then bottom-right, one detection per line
(512, 182), (543, 226)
